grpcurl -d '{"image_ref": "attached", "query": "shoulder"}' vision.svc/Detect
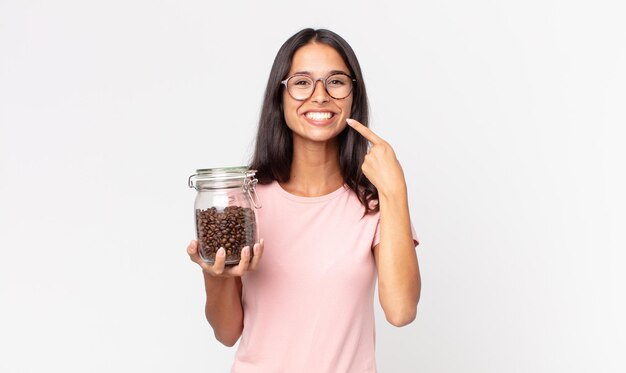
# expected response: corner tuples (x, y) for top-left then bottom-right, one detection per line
(349, 185), (380, 215)
(255, 180), (277, 193)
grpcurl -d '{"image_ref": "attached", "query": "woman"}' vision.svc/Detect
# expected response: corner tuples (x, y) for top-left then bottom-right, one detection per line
(187, 28), (421, 372)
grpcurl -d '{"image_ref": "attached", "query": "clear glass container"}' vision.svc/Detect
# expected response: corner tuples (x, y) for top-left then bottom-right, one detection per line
(188, 167), (261, 265)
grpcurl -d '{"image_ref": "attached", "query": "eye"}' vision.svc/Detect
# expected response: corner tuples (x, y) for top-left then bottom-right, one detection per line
(290, 76), (313, 88)
(327, 75), (349, 87)
(328, 79), (345, 86)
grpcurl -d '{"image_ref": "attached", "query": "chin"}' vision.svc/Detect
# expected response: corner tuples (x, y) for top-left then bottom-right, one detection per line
(306, 129), (344, 143)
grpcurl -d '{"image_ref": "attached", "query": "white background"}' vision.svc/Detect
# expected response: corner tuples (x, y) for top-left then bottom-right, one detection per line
(1, 0), (625, 372)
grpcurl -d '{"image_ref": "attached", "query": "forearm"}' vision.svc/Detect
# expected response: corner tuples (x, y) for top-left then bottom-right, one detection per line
(375, 185), (421, 327)
(203, 272), (244, 346)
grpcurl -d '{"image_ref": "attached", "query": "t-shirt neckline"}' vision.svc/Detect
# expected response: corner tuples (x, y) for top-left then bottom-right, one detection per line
(274, 181), (348, 204)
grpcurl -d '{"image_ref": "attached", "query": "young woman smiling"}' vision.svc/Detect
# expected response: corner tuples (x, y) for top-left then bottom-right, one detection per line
(187, 28), (421, 373)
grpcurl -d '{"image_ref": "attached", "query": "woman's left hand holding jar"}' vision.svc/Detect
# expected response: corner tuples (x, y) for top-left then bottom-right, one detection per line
(187, 239), (265, 277)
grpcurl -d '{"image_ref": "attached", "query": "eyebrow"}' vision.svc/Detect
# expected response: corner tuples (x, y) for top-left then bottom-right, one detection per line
(291, 69), (350, 76)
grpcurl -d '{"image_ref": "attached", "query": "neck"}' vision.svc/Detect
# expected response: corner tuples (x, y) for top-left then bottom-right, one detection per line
(281, 136), (344, 197)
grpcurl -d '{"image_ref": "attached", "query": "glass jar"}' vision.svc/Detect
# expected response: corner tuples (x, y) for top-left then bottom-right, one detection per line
(188, 167), (261, 265)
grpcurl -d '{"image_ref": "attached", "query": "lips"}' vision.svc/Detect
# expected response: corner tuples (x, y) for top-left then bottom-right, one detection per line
(304, 111), (334, 121)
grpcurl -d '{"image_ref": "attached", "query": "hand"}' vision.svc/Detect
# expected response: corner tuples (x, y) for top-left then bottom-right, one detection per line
(186, 239), (264, 278)
(346, 118), (407, 197)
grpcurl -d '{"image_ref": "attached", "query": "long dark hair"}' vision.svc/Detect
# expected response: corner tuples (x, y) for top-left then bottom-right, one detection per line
(249, 28), (378, 214)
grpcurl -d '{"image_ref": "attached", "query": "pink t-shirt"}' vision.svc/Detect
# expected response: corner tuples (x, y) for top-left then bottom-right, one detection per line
(232, 181), (417, 373)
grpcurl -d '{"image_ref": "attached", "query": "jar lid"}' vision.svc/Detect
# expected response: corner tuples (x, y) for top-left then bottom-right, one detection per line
(188, 166), (257, 189)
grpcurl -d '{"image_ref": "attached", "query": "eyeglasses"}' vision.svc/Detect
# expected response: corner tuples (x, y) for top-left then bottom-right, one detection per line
(281, 73), (356, 101)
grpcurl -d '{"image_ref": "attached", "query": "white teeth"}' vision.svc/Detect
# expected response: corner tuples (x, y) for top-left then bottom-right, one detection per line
(305, 112), (333, 121)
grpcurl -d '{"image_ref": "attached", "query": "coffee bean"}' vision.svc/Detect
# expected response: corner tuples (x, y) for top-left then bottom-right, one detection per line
(195, 206), (256, 265)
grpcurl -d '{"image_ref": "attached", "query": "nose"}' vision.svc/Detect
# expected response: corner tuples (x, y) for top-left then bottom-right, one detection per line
(310, 78), (330, 103)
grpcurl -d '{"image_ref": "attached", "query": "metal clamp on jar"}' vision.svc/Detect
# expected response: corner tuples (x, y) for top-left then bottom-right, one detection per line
(188, 167), (262, 265)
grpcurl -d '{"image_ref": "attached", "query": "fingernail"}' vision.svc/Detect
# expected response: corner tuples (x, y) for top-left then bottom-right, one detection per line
(217, 248), (225, 257)
(242, 246), (250, 257)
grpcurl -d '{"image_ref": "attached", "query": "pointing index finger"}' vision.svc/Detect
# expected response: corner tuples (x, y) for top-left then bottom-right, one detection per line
(346, 118), (383, 144)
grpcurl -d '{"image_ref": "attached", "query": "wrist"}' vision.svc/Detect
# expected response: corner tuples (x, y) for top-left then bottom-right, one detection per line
(377, 182), (407, 203)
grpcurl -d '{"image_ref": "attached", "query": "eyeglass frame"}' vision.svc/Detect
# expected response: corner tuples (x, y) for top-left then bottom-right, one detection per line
(280, 72), (357, 101)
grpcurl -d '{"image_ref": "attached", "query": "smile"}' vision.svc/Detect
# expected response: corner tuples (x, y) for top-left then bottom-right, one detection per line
(304, 111), (334, 121)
